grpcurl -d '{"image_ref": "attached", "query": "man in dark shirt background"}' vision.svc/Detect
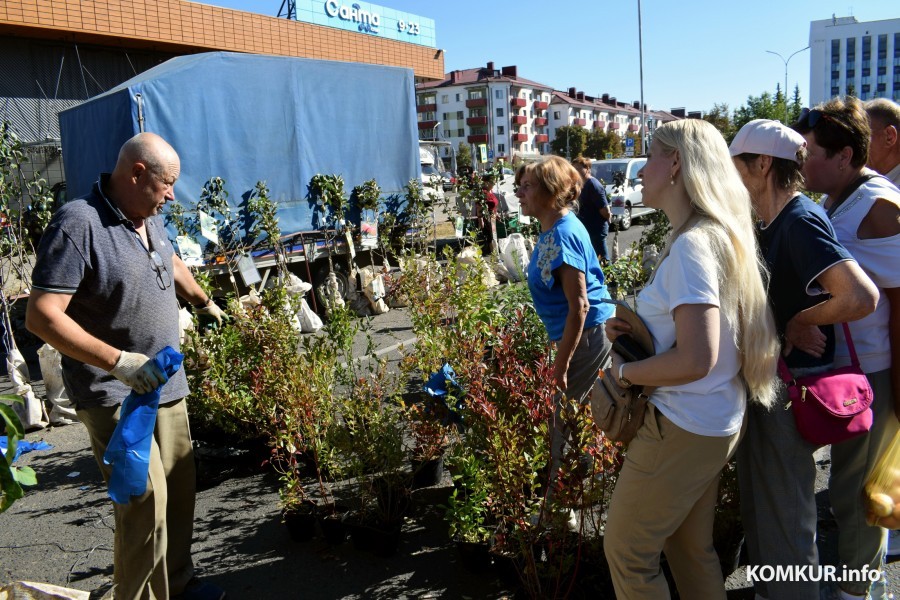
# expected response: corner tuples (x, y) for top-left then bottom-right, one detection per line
(571, 156), (611, 263)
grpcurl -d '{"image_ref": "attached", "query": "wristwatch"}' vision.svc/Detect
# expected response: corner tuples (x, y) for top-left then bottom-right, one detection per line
(618, 363), (633, 388)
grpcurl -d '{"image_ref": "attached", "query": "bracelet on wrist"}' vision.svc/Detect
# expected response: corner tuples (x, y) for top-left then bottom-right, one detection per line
(193, 298), (211, 310)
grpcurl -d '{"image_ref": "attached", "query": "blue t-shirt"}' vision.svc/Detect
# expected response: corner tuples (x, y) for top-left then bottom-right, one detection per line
(758, 194), (855, 369)
(527, 211), (613, 341)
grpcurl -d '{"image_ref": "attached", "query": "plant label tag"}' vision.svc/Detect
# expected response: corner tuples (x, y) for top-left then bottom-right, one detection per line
(198, 210), (220, 245)
(455, 216), (464, 239)
(175, 235), (204, 267)
(237, 254), (262, 286)
(345, 231), (356, 259)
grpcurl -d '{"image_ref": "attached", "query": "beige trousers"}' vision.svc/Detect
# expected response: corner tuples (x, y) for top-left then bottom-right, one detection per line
(604, 403), (743, 600)
(78, 398), (196, 600)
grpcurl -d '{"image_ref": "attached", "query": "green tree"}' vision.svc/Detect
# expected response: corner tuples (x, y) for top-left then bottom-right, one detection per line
(846, 83), (856, 98)
(734, 90), (783, 130)
(789, 84), (803, 125)
(703, 103), (736, 143)
(550, 125), (587, 159)
(585, 129), (622, 159)
(456, 142), (473, 171)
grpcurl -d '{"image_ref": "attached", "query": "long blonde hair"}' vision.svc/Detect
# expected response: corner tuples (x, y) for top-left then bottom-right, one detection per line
(653, 120), (779, 407)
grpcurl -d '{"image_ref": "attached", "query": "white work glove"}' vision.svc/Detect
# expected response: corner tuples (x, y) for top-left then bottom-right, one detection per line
(194, 298), (227, 326)
(109, 351), (168, 395)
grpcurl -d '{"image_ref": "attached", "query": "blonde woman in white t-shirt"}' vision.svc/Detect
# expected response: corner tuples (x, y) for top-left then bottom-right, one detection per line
(602, 119), (779, 600)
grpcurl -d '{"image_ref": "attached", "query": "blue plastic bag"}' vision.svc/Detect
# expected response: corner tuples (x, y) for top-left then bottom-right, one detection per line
(103, 346), (183, 504)
(0, 437), (52, 462)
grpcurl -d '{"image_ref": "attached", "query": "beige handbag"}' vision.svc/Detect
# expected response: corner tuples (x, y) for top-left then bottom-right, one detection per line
(589, 300), (657, 444)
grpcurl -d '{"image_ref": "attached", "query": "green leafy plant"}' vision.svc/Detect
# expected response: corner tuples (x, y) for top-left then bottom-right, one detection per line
(309, 174), (348, 225)
(1, 395), (37, 512)
(602, 250), (645, 298)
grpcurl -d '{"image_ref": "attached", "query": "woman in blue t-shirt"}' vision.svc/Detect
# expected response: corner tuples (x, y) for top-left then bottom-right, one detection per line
(515, 156), (614, 404)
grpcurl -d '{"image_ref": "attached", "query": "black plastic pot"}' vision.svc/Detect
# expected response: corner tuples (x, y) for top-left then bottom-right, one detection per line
(348, 519), (403, 557)
(319, 505), (349, 545)
(411, 456), (444, 489)
(282, 504), (317, 542)
(454, 538), (492, 574)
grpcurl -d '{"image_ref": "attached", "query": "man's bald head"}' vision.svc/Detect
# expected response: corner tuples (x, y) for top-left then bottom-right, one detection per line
(115, 132), (179, 178)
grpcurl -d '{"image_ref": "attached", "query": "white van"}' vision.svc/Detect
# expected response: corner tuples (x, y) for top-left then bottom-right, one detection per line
(590, 158), (651, 230)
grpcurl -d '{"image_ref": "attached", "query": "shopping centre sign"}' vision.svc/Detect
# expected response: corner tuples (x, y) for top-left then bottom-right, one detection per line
(295, 0), (436, 48)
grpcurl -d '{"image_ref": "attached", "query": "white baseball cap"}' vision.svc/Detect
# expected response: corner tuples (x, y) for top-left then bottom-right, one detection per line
(729, 119), (807, 163)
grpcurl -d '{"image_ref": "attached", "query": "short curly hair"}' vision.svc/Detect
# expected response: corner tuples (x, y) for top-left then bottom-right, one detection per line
(570, 156), (592, 171)
(515, 156), (582, 211)
(792, 96), (870, 169)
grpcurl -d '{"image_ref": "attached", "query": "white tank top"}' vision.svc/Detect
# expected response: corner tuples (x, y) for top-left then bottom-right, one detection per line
(828, 173), (900, 373)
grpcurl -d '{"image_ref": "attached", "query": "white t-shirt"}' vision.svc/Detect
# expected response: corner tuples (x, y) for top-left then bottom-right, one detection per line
(636, 227), (745, 437)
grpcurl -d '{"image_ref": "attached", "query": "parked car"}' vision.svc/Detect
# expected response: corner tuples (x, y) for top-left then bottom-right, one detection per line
(420, 161), (445, 201)
(441, 171), (456, 191)
(590, 158), (650, 230)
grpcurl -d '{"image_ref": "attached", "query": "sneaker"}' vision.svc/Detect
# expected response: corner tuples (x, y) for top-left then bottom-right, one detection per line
(887, 529), (900, 558)
(172, 578), (226, 600)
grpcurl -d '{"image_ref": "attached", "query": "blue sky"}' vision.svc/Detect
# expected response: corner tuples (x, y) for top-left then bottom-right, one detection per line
(201, 0), (897, 115)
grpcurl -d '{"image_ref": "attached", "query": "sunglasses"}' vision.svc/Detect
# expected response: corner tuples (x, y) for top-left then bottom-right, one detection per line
(797, 108), (846, 131)
(149, 250), (172, 291)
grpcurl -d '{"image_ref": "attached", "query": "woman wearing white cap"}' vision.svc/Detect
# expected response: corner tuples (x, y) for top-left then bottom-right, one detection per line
(730, 119), (877, 600)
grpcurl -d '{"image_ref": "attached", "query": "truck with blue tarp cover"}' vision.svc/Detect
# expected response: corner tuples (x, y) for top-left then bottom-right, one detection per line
(58, 51), (421, 304)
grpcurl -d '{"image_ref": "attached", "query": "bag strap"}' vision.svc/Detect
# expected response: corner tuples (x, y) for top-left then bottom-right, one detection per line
(825, 174), (878, 218)
(777, 322), (861, 384)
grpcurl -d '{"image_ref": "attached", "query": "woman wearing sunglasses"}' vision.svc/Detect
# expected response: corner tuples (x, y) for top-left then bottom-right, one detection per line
(794, 97), (900, 600)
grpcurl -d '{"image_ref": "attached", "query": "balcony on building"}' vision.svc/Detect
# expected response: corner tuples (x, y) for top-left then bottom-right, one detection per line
(511, 115), (528, 125)
(534, 101), (549, 110)
(417, 103), (437, 113)
(511, 98), (526, 108)
(593, 120), (607, 129)
(417, 120), (439, 130)
(628, 124), (640, 132)
(609, 122), (620, 130)
(467, 134), (489, 143)
(534, 117), (548, 126)
(573, 118), (587, 126)
(466, 116), (488, 126)
(466, 98), (488, 108)
(535, 134), (549, 143)
(512, 133), (529, 142)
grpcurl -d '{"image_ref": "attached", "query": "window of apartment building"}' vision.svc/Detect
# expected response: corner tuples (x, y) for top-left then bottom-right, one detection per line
(441, 95), (448, 104)
(862, 36), (871, 61)
(878, 66), (887, 76)
(895, 34), (900, 58)
(877, 34), (887, 60)
(444, 129), (451, 138)
(498, 144), (505, 154)
(863, 67), (870, 77)
(469, 90), (484, 100)
(831, 86), (840, 96)
(497, 126), (504, 135)
(862, 84), (871, 94)
(877, 83), (887, 93)
(847, 69), (856, 79)
(495, 89), (504, 99)
(457, 128), (465, 137)
(443, 112), (450, 121)
(455, 93), (461, 101)
(496, 108), (504, 117)
(553, 111), (560, 119)
(847, 38), (855, 63)
(457, 110), (464, 119)
(832, 39), (841, 64)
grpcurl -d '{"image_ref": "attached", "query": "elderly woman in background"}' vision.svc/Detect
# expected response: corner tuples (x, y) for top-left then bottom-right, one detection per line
(729, 119), (877, 600)
(794, 96), (900, 600)
(514, 156), (614, 467)
(603, 120), (779, 599)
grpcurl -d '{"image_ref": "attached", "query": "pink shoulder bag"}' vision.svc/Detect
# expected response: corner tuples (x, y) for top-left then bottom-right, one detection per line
(778, 323), (873, 446)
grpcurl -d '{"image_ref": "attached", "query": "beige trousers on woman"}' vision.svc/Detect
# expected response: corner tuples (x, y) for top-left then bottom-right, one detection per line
(605, 403), (743, 600)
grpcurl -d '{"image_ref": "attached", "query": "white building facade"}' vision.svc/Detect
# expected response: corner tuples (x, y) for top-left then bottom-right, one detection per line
(809, 16), (900, 106)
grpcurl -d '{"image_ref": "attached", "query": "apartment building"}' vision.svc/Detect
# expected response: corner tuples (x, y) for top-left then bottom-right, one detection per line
(416, 62), (680, 163)
(809, 15), (900, 106)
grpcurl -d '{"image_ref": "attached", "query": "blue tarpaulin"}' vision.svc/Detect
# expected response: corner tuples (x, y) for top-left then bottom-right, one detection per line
(58, 52), (420, 241)
(103, 347), (183, 504)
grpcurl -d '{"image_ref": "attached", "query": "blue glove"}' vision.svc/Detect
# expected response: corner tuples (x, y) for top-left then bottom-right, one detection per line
(103, 346), (184, 504)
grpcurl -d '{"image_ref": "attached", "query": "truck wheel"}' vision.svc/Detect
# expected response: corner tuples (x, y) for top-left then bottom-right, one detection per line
(312, 260), (352, 310)
(618, 206), (633, 230)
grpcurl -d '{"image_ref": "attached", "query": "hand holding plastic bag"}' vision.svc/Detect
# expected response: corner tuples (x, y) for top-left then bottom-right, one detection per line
(103, 347), (184, 504)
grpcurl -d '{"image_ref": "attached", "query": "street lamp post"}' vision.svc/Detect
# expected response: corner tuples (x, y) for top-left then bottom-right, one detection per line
(432, 121), (441, 142)
(765, 46), (810, 124)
